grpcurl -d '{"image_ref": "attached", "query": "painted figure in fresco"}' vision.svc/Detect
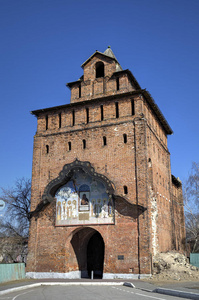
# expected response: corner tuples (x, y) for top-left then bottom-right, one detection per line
(98, 199), (102, 217)
(108, 200), (112, 217)
(57, 201), (61, 220)
(102, 199), (108, 218)
(94, 203), (97, 216)
(72, 200), (77, 218)
(62, 200), (66, 220)
(91, 200), (95, 216)
(81, 194), (89, 205)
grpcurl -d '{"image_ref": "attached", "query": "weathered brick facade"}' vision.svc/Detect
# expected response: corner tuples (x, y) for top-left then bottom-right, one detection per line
(26, 47), (186, 279)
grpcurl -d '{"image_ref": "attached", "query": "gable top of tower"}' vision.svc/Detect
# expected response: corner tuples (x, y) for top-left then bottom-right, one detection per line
(67, 47), (141, 90)
(81, 46), (123, 72)
(31, 47), (173, 135)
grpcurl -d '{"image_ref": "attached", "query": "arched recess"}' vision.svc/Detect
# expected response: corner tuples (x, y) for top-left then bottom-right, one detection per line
(70, 227), (104, 279)
(43, 159), (114, 202)
(29, 159), (117, 226)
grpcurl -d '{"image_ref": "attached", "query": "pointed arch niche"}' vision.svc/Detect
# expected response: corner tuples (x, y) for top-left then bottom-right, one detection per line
(42, 160), (115, 226)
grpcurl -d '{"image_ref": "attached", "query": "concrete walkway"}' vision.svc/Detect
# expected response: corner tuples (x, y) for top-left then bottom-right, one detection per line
(0, 278), (199, 299)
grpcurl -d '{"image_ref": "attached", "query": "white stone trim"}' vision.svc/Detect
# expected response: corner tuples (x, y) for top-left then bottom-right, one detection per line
(26, 271), (151, 280)
(26, 271), (81, 279)
(103, 273), (151, 279)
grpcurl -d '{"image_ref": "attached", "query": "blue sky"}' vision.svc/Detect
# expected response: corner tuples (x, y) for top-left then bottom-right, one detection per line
(0, 0), (199, 189)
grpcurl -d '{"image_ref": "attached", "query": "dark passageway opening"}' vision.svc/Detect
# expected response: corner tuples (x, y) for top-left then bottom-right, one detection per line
(87, 231), (104, 279)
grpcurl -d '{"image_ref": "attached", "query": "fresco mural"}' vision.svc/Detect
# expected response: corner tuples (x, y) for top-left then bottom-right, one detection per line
(55, 169), (114, 226)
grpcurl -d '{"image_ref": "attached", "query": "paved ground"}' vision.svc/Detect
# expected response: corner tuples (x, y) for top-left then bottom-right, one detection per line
(0, 278), (199, 299)
(0, 284), (192, 300)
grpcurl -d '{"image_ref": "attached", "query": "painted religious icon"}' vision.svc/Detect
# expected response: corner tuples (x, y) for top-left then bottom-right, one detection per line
(79, 185), (90, 211)
(55, 169), (114, 226)
(79, 191), (90, 210)
(80, 193), (89, 205)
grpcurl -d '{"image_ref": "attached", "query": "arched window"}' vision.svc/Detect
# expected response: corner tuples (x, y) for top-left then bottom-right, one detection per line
(96, 62), (104, 78)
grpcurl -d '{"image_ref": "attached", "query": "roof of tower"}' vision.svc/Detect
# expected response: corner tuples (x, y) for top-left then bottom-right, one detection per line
(104, 46), (118, 59)
(81, 47), (122, 71)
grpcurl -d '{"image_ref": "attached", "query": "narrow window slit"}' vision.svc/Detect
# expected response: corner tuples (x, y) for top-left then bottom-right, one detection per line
(46, 145), (49, 154)
(45, 115), (48, 130)
(68, 142), (71, 151)
(124, 186), (128, 195)
(59, 113), (61, 128)
(86, 108), (89, 123)
(116, 77), (120, 91)
(79, 84), (81, 98)
(103, 136), (107, 146)
(115, 102), (119, 118)
(123, 134), (127, 144)
(131, 99), (135, 115)
(100, 105), (104, 121)
(72, 110), (75, 126)
(83, 139), (86, 149)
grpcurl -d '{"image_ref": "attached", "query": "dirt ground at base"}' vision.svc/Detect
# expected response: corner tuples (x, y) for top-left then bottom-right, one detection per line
(144, 277), (199, 285)
(145, 251), (199, 284)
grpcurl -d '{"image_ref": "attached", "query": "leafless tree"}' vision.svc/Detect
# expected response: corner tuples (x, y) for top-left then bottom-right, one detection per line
(184, 162), (199, 253)
(0, 178), (31, 238)
(0, 235), (28, 263)
(0, 178), (31, 262)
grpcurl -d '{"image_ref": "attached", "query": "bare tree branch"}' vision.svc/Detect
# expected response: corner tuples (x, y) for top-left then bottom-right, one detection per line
(183, 162), (199, 253)
(0, 178), (31, 263)
(0, 178), (31, 238)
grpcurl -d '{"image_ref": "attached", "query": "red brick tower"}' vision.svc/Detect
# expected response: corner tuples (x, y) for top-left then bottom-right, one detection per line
(26, 47), (185, 279)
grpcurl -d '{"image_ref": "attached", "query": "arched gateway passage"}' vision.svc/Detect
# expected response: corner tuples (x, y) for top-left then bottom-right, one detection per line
(87, 231), (104, 279)
(71, 227), (104, 279)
